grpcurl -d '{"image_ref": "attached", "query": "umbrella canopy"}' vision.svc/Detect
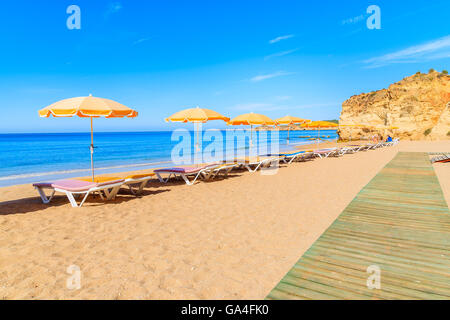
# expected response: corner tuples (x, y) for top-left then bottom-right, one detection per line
(301, 120), (338, 128)
(275, 115), (310, 144)
(165, 107), (229, 123)
(39, 95), (137, 181)
(165, 107), (229, 164)
(228, 112), (276, 126)
(39, 96), (138, 118)
(275, 115), (310, 125)
(227, 113), (275, 149)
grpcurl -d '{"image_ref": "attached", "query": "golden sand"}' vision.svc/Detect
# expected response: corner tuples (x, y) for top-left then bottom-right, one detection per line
(0, 141), (448, 299)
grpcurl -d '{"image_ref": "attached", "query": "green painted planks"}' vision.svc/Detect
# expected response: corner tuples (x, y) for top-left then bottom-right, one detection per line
(267, 152), (450, 300)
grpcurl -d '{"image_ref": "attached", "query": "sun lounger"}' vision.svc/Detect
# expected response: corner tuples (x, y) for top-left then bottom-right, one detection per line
(374, 142), (387, 148)
(33, 178), (125, 207)
(313, 147), (339, 158)
(385, 138), (399, 147)
(81, 173), (156, 196)
(340, 144), (367, 154)
(267, 150), (314, 164)
(431, 154), (450, 163)
(154, 164), (220, 185)
(123, 173), (156, 195)
(282, 151), (314, 164)
(362, 143), (379, 150)
(210, 163), (239, 178)
(337, 146), (356, 155)
(224, 156), (279, 172)
(338, 144), (369, 155)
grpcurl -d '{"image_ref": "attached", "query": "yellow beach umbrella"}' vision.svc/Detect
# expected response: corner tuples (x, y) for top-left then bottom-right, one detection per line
(227, 112), (276, 148)
(165, 106), (230, 163)
(39, 95), (138, 181)
(275, 115), (310, 144)
(301, 121), (338, 144)
(165, 107), (229, 123)
(301, 120), (338, 128)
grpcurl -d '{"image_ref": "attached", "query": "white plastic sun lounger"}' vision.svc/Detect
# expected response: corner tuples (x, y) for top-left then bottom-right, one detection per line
(267, 150), (314, 164)
(431, 154), (450, 163)
(384, 138), (399, 147)
(232, 156), (280, 172)
(337, 146), (355, 155)
(123, 173), (155, 195)
(370, 141), (388, 149)
(313, 147), (339, 158)
(355, 144), (370, 151)
(283, 151), (314, 164)
(83, 174), (155, 196)
(338, 144), (366, 155)
(374, 142), (385, 148)
(33, 178), (125, 208)
(361, 143), (378, 150)
(210, 163), (239, 178)
(154, 164), (220, 185)
(80, 173), (156, 196)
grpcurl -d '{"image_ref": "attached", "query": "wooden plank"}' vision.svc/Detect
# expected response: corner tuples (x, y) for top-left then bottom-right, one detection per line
(267, 152), (450, 300)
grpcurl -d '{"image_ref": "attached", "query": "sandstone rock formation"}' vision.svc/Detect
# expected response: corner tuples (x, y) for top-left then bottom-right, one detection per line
(338, 70), (450, 141)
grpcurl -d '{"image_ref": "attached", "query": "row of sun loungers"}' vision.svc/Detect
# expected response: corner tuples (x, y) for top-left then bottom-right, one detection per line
(430, 154), (450, 163)
(33, 139), (399, 207)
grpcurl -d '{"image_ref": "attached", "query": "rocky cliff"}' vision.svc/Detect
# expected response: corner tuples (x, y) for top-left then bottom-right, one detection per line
(338, 70), (450, 141)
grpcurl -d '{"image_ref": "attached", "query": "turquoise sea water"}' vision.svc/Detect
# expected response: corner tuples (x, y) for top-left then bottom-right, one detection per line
(0, 130), (337, 186)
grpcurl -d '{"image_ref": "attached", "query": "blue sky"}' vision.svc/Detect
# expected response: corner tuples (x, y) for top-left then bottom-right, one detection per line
(0, 0), (449, 133)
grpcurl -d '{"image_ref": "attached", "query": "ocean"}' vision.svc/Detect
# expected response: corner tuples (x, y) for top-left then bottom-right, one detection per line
(0, 129), (338, 187)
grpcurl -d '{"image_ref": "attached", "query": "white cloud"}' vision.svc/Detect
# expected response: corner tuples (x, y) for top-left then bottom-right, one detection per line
(250, 71), (295, 82)
(105, 2), (122, 17)
(363, 35), (450, 68)
(269, 34), (295, 44)
(264, 48), (299, 60)
(133, 37), (151, 45)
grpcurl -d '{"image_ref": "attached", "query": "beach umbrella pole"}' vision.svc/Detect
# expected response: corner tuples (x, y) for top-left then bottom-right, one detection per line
(287, 126), (290, 144)
(194, 122), (202, 165)
(90, 117), (95, 182)
(250, 124), (254, 155)
(194, 122), (197, 164)
(317, 126), (320, 145)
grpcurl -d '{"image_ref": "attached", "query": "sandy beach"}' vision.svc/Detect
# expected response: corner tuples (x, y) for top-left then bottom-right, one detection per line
(0, 140), (449, 299)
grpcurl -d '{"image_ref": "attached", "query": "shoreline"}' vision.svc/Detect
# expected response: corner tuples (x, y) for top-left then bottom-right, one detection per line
(0, 139), (333, 188)
(0, 130), (339, 187)
(1, 139), (449, 189)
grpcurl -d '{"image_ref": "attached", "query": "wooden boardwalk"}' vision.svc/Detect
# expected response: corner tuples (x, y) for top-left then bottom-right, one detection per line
(267, 152), (450, 300)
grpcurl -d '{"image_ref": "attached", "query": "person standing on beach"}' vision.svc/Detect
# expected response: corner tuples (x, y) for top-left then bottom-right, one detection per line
(372, 134), (378, 143)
